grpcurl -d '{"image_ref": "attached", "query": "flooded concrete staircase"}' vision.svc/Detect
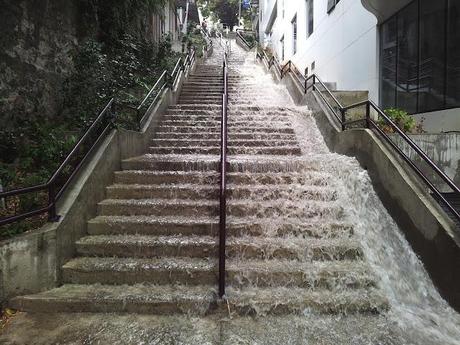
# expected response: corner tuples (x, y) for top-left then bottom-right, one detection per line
(10, 43), (388, 318)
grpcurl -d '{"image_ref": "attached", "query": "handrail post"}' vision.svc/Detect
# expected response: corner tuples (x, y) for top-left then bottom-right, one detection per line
(341, 108), (346, 131)
(365, 101), (371, 128)
(48, 183), (59, 222)
(312, 75), (316, 91)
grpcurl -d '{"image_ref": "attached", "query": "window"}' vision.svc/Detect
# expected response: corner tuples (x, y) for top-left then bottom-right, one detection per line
(306, 0), (314, 38)
(280, 36), (285, 61)
(380, 0), (460, 114)
(327, 0), (341, 14)
(292, 15), (297, 55)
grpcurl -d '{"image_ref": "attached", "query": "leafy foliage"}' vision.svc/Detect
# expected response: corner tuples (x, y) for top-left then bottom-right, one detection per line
(0, 32), (181, 239)
(379, 108), (422, 134)
(197, 0), (240, 29)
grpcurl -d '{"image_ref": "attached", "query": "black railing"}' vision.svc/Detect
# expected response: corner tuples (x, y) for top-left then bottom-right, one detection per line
(219, 46), (229, 298)
(236, 29), (256, 50)
(0, 99), (115, 227)
(257, 52), (460, 224)
(0, 48), (198, 229)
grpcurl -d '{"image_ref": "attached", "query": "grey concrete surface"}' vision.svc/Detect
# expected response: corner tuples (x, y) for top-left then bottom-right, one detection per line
(0, 56), (201, 308)
(0, 312), (405, 345)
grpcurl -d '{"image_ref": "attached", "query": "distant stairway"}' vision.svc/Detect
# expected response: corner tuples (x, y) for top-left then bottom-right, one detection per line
(11, 41), (388, 318)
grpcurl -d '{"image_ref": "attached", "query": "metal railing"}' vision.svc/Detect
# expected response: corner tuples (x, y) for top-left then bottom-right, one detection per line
(257, 52), (460, 224)
(0, 99), (116, 226)
(236, 29), (256, 50)
(219, 43), (230, 299)
(0, 48), (198, 228)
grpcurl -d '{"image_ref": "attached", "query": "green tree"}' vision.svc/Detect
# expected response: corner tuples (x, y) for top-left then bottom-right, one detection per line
(198, 0), (240, 29)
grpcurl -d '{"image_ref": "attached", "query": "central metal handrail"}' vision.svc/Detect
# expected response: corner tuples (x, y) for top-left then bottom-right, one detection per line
(256, 52), (460, 224)
(218, 43), (229, 298)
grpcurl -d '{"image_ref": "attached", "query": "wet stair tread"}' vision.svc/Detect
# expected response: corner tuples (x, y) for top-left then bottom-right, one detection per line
(225, 286), (389, 315)
(10, 284), (216, 315)
(76, 234), (363, 261)
(87, 215), (354, 238)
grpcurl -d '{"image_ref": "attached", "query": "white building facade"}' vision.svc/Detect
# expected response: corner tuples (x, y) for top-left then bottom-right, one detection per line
(258, 0), (460, 132)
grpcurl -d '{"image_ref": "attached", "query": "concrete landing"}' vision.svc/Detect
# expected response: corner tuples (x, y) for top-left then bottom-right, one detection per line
(0, 312), (405, 345)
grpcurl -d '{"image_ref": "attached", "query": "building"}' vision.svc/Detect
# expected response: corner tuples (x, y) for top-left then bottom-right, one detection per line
(258, 0), (460, 132)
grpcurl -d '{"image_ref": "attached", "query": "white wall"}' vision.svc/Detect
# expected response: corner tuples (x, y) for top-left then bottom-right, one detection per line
(260, 0), (379, 102)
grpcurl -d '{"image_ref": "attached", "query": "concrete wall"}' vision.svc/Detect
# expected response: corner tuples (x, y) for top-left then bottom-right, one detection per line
(0, 57), (198, 307)
(412, 108), (460, 133)
(0, 0), (79, 125)
(259, 0), (379, 101)
(0, 0), (181, 127)
(392, 133), (460, 192)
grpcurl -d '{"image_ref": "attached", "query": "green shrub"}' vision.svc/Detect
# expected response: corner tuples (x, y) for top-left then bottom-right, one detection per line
(379, 108), (418, 133)
(0, 33), (183, 239)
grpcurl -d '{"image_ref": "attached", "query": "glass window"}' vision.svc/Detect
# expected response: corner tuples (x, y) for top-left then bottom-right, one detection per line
(380, 0), (460, 114)
(306, 0), (314, 38)
(380, 16), (397, 109)
(292, 15), (297, 55)
(419, 0), (446, 112)
(447, 0), (460, 108)
(396, 1), (419, 113)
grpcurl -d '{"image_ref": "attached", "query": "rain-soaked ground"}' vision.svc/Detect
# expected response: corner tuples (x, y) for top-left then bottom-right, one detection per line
(1, 313), (406, 345)
(2, 41), (460, 345)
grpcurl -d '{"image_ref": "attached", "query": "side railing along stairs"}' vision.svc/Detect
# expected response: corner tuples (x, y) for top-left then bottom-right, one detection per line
(0, 48), (197, 229)
(235, 29), (256, 50)
(257, 50), (460, 228)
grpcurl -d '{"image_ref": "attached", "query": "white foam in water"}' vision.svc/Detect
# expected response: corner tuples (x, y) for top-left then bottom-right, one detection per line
(229, 41), (460, 344)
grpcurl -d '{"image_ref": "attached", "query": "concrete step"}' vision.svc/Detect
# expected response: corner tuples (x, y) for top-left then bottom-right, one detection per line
(225, 287), (388, 315)
(178, 99), (222, 105)
(226, 259), (373, 289)
(121, 155), (219, 171)
(226, 199), (343, 219)
(87, 215), (354, 238)
(106, 184), (218, 200)
(97, 199), (219, 217)
(154, 131), (298, 141)
(179, 91), (222, 96)
(76, 235), (362, 262)
(122, 155), (314, 173)
(107, 183), (336, 202)
(147, 146), (302, 156)
(158, 120), (291, 128)
(87, 215), (219, 236)
(160, 115), (292, 122)
(10, 284), (387, 316)
(10, 284), (216, 315)
(114, 171), (219, 185)
(114, 171), (331, 187)
(156, 126), (295, 134)
(150, 138), (299, 148)
(62, 257), (217, 285)
(97, 198), (340, 219)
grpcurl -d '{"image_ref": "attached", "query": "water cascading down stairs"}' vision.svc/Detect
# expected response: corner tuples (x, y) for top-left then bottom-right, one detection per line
(10, 41), (388, 319)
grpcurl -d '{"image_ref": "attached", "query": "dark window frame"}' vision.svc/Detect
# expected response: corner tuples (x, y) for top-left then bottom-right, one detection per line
(379, 0), (460, 114)
(292, 14), (298, 55)
(306, 0), (314, 38)
(327, 0), (341, 14)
